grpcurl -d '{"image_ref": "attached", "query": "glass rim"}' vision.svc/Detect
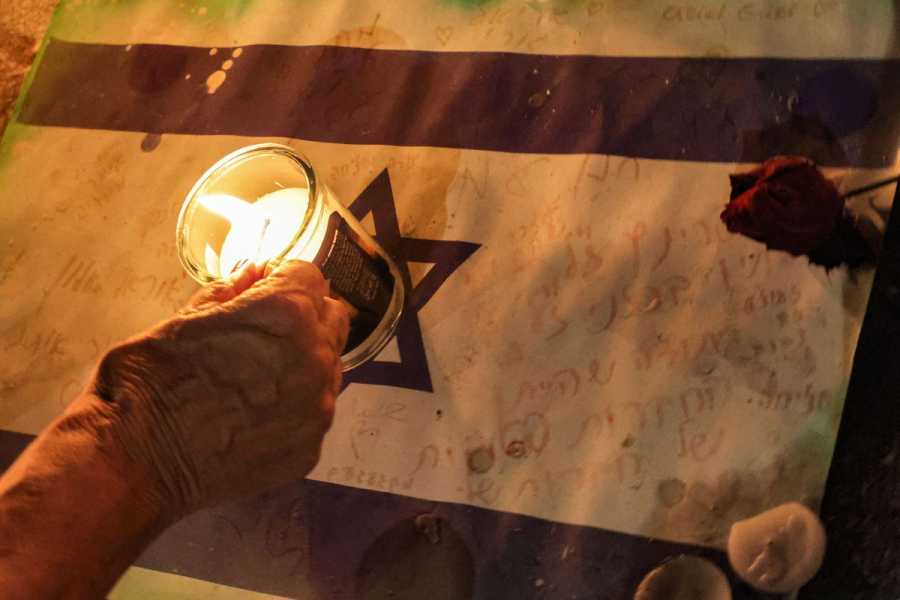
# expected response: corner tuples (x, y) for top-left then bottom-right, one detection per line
(176, 143), (319, 284)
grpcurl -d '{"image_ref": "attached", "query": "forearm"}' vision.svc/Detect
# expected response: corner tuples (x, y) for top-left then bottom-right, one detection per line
(0, 261), (346, 598)
(0, 392), (168, 599)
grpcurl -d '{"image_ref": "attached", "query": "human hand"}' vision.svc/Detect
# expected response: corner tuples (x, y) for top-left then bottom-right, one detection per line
(90, 260), (349, 518)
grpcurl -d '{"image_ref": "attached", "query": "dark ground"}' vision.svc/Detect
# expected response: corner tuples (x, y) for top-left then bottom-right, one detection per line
(0, 0), (55, 133)
(802, 181), (900, 599)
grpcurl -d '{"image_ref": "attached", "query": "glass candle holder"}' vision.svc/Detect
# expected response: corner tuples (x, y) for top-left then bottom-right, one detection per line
(176, 143), (405, 371)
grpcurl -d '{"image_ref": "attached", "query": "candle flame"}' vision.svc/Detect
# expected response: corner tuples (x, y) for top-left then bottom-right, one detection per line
(197, 190), (307, 278)
(197, 193), (257, 224)
(198, 194), (267, 276)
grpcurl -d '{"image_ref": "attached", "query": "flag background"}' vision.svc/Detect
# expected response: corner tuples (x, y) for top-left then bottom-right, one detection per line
(1, 1), (898, 598)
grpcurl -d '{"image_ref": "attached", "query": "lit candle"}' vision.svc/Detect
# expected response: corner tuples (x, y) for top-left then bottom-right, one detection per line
(198, 188), (310, 277)
(177, 143), (406, 370)
(727, 502), (826, 593)
(633, 555), (731, 600)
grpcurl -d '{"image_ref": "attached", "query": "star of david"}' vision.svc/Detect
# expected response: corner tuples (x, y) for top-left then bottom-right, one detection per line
(339, 169), (480, 394)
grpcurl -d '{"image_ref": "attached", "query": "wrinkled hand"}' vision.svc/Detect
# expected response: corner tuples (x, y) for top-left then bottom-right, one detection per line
(90, 261), (349, 518)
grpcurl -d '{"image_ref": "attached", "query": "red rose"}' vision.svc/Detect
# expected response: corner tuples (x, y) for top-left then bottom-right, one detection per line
(720, 156), (843, 256)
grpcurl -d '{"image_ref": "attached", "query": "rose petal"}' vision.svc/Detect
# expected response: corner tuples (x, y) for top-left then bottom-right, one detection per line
(721, 156), (842, 256)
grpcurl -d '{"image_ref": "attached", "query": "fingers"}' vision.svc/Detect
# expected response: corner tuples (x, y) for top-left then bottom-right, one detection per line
(229, 261), (268, 295)
(246, 260), (329, 316)
(263, 264), (349, 359)
(268, 261), (328, 296)
(331, 293), (360, 321)
(197, 259), (347, 362)
(320, 297), (351, 355)
(323, 364), (340, 420)
(190, 261), (326, 315)
(186, 280), (237, 311)
(331, 355), (343, 397)
(185, 262), (267, 311)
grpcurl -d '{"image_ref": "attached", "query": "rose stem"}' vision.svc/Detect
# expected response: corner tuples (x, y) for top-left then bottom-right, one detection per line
(841, 174), (900, 199)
